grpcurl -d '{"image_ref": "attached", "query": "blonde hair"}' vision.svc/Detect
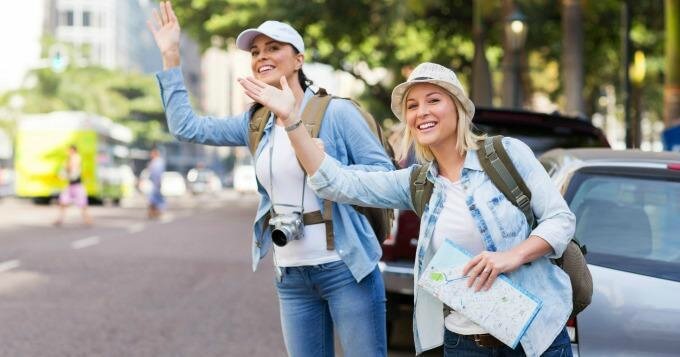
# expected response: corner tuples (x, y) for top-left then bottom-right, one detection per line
(398, 85), (485, 164)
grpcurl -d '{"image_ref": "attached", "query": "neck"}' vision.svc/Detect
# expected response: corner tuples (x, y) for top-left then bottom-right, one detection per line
(432, 140), (465, 181)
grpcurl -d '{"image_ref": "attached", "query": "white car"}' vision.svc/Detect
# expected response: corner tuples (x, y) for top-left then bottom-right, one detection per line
(233, 164), (257, 194)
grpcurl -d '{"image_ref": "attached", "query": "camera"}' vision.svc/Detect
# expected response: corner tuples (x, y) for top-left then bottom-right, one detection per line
(269, 212), (304, 247)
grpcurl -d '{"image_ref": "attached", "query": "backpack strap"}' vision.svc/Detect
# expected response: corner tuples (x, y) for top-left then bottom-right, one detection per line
(409, 163), (434, 218)
(248, 106), (271, 156)
(476, 136), (536, 228)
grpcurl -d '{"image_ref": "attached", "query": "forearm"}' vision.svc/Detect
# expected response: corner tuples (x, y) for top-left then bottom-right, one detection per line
(283, 116), (325, 176)
(511, 235), (554, 265)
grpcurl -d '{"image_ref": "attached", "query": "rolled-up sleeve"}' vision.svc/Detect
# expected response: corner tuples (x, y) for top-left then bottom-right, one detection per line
(156, 67), (249, 147)
(504, 138), (576, 258)
(309, 155), (413, 211)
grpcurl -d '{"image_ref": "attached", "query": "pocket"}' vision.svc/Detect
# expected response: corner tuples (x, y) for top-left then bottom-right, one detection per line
(486, 194), (525, 239)
(318, 260), (347, 271)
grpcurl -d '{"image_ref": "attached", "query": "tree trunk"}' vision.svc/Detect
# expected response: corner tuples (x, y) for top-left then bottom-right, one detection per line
(471, 0), (493, 107)
(665, 0), (680, 127)
(562, 0), (585, 116)
(501, 0), (519, 108)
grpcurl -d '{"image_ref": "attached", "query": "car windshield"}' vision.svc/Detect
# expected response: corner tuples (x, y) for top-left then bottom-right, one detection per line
(566, 170), (680, 280)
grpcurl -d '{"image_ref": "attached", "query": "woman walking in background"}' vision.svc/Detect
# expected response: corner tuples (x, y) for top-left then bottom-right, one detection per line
(146, 2), (393, 356)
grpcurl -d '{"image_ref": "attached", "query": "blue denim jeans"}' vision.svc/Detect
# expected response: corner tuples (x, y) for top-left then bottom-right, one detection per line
(275, 260), (387, 357)
(443, 327), (572, 357)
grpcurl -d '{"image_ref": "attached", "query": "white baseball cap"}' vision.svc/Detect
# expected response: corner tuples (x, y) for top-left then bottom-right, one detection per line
(236, 20), (305, 53)
(390, 62), (475, 122)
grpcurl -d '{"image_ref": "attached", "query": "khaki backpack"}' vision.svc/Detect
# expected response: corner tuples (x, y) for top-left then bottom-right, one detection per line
(247, 88), (395, 250)
(409, 135), (592, 317)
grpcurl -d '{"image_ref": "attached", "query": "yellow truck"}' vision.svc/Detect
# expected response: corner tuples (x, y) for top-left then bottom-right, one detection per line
(15, 111), (133, 204)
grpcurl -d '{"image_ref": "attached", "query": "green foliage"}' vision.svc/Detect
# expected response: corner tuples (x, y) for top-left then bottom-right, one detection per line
(1, 65), (170, 147)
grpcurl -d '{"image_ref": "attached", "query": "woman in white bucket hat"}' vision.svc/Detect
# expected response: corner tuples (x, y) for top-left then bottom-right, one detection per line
(147, 2), (393, 356)
(242, 62), (575, 356)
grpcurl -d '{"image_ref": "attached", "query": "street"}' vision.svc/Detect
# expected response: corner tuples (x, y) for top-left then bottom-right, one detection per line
(0, 191), (429, 356)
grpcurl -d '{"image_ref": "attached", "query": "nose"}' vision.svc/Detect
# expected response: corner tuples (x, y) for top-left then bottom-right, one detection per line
(417, 104), (429, 118)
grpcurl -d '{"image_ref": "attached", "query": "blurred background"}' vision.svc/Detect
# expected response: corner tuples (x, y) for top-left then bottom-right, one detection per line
(0, 1), (678, 356)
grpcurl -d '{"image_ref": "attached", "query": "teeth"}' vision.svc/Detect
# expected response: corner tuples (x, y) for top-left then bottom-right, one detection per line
(418, 122), (436, 130)
(259, 65), (274, 73)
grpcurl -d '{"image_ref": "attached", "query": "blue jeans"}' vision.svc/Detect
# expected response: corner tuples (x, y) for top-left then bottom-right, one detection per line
(275, 260), (387, 357)
(444, 328), (572, 357)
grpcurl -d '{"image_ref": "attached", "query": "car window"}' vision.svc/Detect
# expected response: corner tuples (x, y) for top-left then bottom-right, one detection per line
(565, 170), (680, 281)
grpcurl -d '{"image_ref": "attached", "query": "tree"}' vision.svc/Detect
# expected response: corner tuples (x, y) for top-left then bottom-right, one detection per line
(562, 0), (585, 116)
(666, 0), (680, 126)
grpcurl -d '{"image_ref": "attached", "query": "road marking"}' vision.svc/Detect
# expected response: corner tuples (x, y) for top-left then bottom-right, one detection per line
(71, 236), (100, 249)
(127, 223), (145, 233)
(0, 260), (20, 273)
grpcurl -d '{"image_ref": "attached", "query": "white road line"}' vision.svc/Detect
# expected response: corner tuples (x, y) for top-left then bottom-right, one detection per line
(71, 236), (100, 250)
(127, 223), (145, 234)
(0, 260), (21, 273)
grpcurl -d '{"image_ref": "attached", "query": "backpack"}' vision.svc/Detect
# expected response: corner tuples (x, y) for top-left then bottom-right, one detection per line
(409, 135), (593, 317)
(247, 87), (395, 250)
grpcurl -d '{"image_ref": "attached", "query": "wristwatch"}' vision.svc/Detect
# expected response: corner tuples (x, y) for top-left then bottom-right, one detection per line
(285, 119), (303, 132)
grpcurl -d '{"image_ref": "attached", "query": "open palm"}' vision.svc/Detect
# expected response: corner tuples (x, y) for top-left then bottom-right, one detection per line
(146, 1), (181, 55)
(239, 76), (298, 121)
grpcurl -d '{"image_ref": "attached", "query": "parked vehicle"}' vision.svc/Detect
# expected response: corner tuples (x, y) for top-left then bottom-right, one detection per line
(139, 170), (188, 197)
(233, 155), (257, 194)
(14, 111), (132, 205)
(538, 148), (680, 356)
(380, 108), (610, 347)
(186, 168), (223, 195)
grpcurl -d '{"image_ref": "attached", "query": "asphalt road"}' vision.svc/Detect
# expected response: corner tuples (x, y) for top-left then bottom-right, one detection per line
(0, 192), (431, 357)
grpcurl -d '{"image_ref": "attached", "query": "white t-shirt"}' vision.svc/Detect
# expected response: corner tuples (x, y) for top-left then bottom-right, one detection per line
(255, 124), (341, 267)
(431, 176), (488, 335)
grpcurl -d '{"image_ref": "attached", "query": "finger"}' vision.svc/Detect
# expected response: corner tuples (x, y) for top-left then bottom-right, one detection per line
(167, 1), (178, 23)
(245, 76), (267, 89)
(238, 78), (263, 95)
(280, 76), (290, 91)
(161, 1), (171, 25)
(483, 269), (500, 291)
(462, 255), (482, 276)
(474, 266), (492, 292)
(146, 20), (158, 36)
(466, 261), (485, 288)
(152, 9), (163, 28)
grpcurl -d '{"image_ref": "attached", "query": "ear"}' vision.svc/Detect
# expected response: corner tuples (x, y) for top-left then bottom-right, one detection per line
(294, 52), (304, 71)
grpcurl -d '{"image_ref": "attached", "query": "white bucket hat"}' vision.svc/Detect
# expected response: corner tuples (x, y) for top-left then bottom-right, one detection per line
(390, 62), (475, 122)
(236, 20), (305, 53)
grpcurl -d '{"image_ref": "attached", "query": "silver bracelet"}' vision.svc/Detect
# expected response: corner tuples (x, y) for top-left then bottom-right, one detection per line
(284, 119), (303, 132)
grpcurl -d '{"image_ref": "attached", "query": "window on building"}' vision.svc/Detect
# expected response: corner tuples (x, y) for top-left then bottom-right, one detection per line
(83, 11), (92, 27)
(60, 10), (75, 26)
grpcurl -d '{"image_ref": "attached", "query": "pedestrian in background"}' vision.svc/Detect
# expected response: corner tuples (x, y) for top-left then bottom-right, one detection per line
(53, 145), (92, 227)
(146, 2), (393, 356)
(147, 146), (166, 219)
(242, 62), (576, 356)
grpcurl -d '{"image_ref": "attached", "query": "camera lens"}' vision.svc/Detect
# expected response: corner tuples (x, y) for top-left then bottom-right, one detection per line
(272, 228), (289, 247)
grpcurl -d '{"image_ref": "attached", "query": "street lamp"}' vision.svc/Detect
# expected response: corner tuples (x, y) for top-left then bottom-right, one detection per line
(505, 9), (528, 108)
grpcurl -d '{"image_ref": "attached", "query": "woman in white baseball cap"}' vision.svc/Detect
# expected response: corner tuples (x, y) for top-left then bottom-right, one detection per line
(249, 61), (575, 356)
(147, 2), (392, 356)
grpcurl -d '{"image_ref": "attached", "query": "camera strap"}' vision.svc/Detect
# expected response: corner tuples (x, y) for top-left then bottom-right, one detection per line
(268, 123), (306, 217)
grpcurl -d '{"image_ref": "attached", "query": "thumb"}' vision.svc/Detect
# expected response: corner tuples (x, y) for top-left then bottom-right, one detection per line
(280, 76), (290, 91)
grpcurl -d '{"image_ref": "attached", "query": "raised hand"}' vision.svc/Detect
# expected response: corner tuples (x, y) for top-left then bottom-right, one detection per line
(238, 76), (298, 122)
(146, 1), (181, 68)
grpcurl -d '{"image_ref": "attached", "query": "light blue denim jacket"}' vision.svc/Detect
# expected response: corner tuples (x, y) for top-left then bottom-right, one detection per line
(156, 67), (394, 282)
(308, 137), (575, 356)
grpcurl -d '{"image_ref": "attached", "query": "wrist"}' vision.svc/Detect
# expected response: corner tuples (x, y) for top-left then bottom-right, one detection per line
(162, 49), (181, 69)
(284, 118), (303, 132)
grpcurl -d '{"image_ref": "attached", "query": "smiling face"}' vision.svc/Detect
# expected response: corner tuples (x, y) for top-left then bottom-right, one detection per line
(250, 35), (303, 88)
(404, 83), (459, 152)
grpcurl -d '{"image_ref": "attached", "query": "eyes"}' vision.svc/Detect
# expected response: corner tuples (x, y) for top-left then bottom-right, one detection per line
(250, 43), (281, 57)
(406, 98), (440, 110)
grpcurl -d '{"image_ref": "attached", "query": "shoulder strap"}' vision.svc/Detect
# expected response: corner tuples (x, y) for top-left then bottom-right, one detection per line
(409, 163), (433, 218)
(301, 88), (332, 138)
(248, 106), (271, 156)
(476, 136), (535, 228)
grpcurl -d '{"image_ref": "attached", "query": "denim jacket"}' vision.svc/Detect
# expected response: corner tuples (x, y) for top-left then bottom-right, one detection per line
(156, 67), (394, 282)
(308, 137), (575, 356)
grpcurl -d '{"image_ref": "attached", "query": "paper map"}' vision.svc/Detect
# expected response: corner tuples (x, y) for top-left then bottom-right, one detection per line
(417, 240), (542, 348)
